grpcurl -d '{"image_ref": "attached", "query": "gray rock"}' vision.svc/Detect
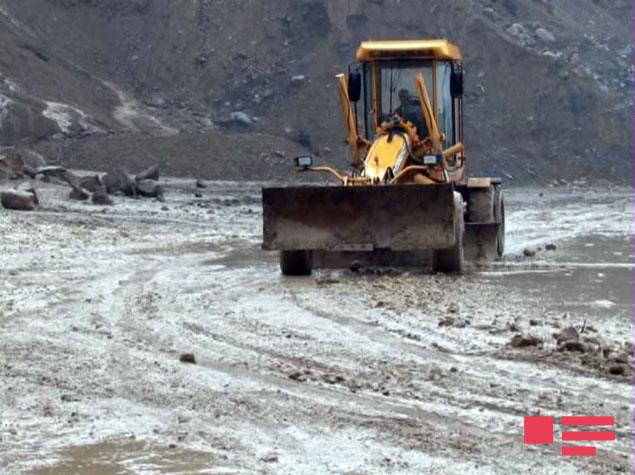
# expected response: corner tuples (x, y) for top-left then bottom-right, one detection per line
(80, 175), (101, 193)
(482, 7), (498, 20)
(558, 340), (587, 352)
(179, 353), (196, 364)
(92, 179), (113, 205)
(535, 27), (555, 42)
(136, 165), (160, 182)
(511, 334), (542, 348)
(195, 179), (207, 189)
(523, 248), (536, 257)
(554, 326), (579, 344)
(104, 168), (136, 196)
(608, 364), (625, 376)
(545, 243), (557, 251)
(69, 186), (89, 201)
(506, 23), (524, 37)
(136, 179), (164, 200)
(1, 188), (39, 211)
(145, 96), (167, 109)
(229, 111), (253, 126)
(291, 74), (306, 85)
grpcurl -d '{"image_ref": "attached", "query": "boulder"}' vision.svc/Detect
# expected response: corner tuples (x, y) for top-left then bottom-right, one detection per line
(104, 168), (136, 196)
(136, 165), (160, 182)
(69, 186), (90, 201)
(511, 334), (542, 348)
(554, 326), (579, 344)
(80, 175), (101, 193)
(195, 179), (207, 189)
(1, 188), (39, 211)
(136, 179), (164, 200)
(229, 111), (253, 127)
(0, 163), (13, 180)
(535, 27), (555, 42)
(2, 152), (26, 178)
(179, 353), (196, 364)
(558, 340), (587, 352)
(91, 178), (113, 205)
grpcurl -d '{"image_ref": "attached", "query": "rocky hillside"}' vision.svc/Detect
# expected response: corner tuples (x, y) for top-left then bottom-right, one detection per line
(0, 0), (631, 183)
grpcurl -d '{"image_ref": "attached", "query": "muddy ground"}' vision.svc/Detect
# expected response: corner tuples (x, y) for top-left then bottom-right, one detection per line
(0, 179), (632, 474)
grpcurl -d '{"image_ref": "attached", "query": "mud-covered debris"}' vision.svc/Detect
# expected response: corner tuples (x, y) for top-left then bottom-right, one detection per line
(523, 248), (536, 257)
(554, 326), (579, 344)
(179, 353), (196, 364)
(80, 175), (101, 193)
(317, 277), (340, 285)
(260, 453), (279, 463)
(510, 334), (542, 348)
(2, 152), (26, 178)
(447, 303), (460, 313)
(1, 188), (39, 211)
(92, 179), (113, 205)
(609, 352), (631, 365)
(608, 365), (625, 376)
(545, 243), (557, 251)
(137, 179), (164, 200)
(558, 340), (587, 352)
(350, 260), (361, 272)
(529, 319), (542, 326)
(322, 373), (345, 384)
(194, 192), (203, 198)
(438, 316), (455, 327)
(195, 179), (207, 188)
(288, 371), (306, 382)
(69, 186), (89, 201)
(136, 165), (160, 182)
(104, 168), (136, 196)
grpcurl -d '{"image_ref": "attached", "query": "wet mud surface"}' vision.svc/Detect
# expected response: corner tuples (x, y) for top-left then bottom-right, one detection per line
(0, 180), (632, 474)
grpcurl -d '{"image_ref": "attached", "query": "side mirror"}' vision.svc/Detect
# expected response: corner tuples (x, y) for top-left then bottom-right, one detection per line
(294, 156), (313, 169)
(450, 67), (464, 97)
(348, 72), (362, 103)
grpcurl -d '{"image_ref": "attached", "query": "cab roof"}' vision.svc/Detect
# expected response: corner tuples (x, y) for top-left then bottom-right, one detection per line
(356, 39), (462, 62)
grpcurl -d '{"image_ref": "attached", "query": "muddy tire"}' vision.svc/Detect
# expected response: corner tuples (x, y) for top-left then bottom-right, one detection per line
(494, 186), (505, 257)
(467, 187), (494, 222)
(280, 250), (313, 276)
(433, 193), (465, 273)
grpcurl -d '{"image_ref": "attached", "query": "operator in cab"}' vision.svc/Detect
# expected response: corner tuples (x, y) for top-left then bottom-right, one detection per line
(393, 89), (427, 138)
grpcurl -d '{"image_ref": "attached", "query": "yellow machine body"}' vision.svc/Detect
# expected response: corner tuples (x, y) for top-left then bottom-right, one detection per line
(262, 40), (505, 275)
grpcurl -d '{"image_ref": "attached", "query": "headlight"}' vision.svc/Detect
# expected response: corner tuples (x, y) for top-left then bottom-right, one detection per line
(294, 156), (313, 168)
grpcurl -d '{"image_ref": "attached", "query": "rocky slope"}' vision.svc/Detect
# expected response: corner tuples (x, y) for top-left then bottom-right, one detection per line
(0, 0), (631, 183)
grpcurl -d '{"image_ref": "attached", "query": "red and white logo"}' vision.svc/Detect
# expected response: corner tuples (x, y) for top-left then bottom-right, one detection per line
(524, 416), (615, 456)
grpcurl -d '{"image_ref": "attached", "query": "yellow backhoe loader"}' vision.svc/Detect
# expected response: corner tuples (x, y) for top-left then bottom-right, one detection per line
(262, 40), (505, 275)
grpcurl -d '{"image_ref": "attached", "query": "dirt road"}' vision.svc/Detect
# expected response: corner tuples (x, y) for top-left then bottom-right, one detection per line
(0, 180), (632, 474)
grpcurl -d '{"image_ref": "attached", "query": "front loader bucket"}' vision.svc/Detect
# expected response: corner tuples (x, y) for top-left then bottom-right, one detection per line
(262, 184), (456, 252)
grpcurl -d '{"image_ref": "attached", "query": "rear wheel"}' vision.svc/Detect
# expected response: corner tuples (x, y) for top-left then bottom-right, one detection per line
(280, 250), (313, 276)
(433, 193), (465, 273)
(494, 186), (505, 257)
(467, 187), (494, 222)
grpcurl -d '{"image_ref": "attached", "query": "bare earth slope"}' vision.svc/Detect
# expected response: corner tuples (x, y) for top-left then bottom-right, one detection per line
(0, 0), (632, 183)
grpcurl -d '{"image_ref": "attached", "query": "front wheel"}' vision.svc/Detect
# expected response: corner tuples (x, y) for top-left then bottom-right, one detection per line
(433, 193), (465, 273)
(280, 250), (313, 276)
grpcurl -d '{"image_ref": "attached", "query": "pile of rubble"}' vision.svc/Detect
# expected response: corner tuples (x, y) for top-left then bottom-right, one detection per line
(0, 149), (164, 211)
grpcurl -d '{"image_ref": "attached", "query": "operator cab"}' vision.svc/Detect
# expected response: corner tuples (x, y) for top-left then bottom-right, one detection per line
(351, 40), (464, 153)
